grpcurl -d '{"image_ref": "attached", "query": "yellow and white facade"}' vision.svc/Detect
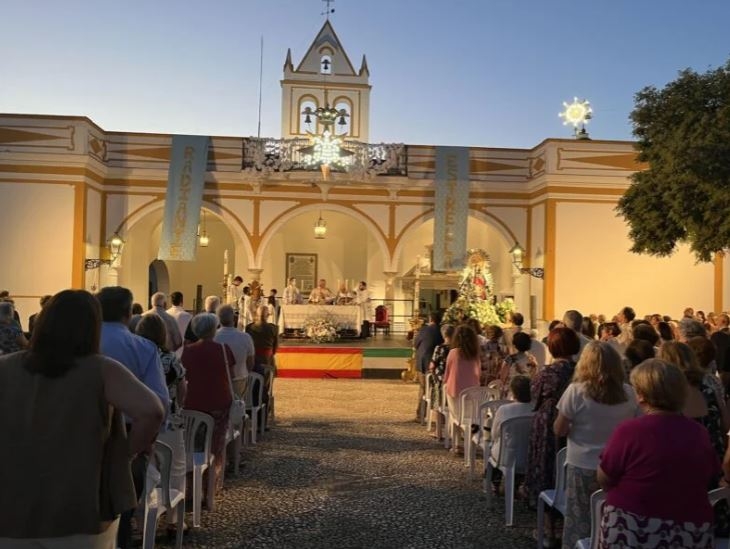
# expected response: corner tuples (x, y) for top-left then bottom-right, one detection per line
(0, 22), (726, 328)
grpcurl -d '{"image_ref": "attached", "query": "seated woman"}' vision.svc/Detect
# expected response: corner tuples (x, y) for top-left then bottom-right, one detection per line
(498, 332), (538, 398)
(598, 359), (719, 548)
(553, 341), (639, 549)
(0, 290), (164, 546)
(181, 313), (235, 496)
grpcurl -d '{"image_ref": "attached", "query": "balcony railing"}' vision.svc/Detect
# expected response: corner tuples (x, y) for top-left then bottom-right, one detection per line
(242, 138), (407, 178)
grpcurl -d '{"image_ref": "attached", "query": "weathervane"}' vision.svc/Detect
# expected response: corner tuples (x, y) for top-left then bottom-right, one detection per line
(322, 0), (335, 19)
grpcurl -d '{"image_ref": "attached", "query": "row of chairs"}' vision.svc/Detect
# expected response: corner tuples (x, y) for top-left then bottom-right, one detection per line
(141, 371), (273, 549)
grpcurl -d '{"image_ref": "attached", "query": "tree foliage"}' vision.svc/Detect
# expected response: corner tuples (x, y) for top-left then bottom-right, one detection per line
(617, 60), (730, 262)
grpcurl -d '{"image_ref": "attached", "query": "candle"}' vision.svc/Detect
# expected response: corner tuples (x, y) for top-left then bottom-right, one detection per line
(223, 249), (229, 277)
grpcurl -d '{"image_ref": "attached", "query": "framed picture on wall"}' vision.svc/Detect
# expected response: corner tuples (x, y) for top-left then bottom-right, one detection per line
(286, 253), (317, 294)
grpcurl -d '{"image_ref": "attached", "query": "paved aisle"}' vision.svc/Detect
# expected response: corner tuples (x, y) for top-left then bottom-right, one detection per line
(182, 379), (535, 549)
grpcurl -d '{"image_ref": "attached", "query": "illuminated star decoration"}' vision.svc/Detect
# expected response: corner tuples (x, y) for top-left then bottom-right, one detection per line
(300, 130), (354, 171)
(559, 97), (593, 137)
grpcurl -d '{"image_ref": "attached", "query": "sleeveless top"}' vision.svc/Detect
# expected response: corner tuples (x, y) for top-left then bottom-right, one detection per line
(0, 352), (136, 538)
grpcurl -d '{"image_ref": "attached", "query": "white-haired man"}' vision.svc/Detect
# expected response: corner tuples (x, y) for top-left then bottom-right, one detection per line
(145, 292), (182, 352)
(215, 305), (255, 395)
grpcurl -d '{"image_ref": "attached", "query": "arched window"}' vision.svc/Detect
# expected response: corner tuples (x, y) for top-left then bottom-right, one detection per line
(334, 99), (352, 136)
(320, 55), (332, 75)
(299, 98), (318, 135)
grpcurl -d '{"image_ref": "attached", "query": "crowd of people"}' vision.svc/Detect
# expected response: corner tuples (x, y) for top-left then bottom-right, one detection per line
(420, 307), (730, 549)
(4, 282), (730, 548)
(0, 284), (277, 548)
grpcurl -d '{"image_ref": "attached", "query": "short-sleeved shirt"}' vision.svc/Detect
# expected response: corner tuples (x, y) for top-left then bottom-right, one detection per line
(600, 414), (719, 524)
(556, 382), (639, 469)
(215, 327), (255, 379)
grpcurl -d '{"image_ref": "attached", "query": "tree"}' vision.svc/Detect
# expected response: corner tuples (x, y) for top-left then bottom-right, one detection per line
(617, 60), (730, 262)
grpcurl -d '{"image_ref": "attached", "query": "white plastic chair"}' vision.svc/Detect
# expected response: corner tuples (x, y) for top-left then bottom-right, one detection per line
(143, 440), (185, 549)
(453, 386), (493, 467)
(483, 415), (533, 525)
(574, 489), (606, 549)
(181, 410), (216, 528)
(244, 372), (266, 444)
(709, 487), (730, 549)
(537, 447), (568, 549)
(473, 399), (511, 480)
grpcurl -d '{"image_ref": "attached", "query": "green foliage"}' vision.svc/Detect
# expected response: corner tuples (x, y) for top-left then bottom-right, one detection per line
(617, 60), (730, 262)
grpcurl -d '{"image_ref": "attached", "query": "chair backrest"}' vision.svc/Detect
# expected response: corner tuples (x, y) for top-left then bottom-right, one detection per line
(375, 305), (388, 323)
(265, 368), (275, 399)
(485, 386), (501, 401)
(459, 386), (493, 426)
(245, 372), (264, 409)
(181, 410), (214, 462)
(495, 415), (533, 471)
(553, 446), (568, 508)
(586, 489), (606, 549)
(153, 440), (174, 507)
(477, 399), (511, 432)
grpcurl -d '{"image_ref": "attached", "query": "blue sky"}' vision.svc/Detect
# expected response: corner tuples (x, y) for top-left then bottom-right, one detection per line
(1, 0), (728, 148)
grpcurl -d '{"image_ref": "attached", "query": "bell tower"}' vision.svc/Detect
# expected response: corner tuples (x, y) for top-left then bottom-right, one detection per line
(281, 20), (371, 142)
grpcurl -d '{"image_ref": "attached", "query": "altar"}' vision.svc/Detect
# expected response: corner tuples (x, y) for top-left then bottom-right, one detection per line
(279, 304), (362, 336)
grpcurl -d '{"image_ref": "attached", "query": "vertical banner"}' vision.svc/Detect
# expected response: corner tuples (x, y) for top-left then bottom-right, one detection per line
(433, 146), (470, 271)
(158, 135), (210, 261)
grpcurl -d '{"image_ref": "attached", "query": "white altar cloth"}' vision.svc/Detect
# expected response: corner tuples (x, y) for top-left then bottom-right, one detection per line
(279, 305), (362, 335)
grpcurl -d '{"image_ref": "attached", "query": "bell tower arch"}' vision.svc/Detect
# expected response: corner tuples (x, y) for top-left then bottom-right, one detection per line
(280, 20), (371, 142)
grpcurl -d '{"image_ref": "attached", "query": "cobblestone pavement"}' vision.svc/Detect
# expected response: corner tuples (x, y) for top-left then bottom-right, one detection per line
(175, 379), (537, 549)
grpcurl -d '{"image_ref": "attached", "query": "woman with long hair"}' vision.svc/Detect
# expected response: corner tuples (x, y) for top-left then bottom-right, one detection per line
(0, 290), (163, 548)
(442, 324), (481, 453)
(553, 341), (638, 548)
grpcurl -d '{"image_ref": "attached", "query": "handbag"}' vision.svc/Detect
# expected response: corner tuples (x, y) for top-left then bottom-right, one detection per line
(220, 343), (246, 424)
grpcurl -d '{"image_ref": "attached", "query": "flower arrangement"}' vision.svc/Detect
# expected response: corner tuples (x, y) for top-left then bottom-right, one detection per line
(303, 314), (339, 343)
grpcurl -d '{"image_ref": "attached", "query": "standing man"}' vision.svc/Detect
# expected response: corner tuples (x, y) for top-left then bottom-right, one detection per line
(354, 280), (373, 338)
(413, 311), (443, 423)
(227, 275), (244, 319)
(283, 277), (302, 305)
(97, 286), (168, 549)
(308, 279), (335, 304)
(145, 292), (183, 352)
(166, 291), (192, 349)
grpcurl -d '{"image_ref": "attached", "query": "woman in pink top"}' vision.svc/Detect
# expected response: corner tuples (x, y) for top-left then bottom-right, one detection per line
(598, 359), (719, 549)
(443, 324), (481, 451)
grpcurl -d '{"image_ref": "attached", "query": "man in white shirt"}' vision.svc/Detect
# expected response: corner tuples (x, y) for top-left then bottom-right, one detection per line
(214, 305), (255, 395)
(144, 292), (183, 352)
(308, 279), (334, 304)
(226, 276), (244, 311)
(283, 277), (302, 305)
(166, 291), (192, 347)
(354, 280), (373, 338)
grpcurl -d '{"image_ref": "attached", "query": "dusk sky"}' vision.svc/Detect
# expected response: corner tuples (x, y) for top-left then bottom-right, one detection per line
(2, 0), (729, 148)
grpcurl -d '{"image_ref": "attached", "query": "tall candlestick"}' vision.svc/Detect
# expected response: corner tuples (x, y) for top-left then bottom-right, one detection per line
(223, 249), (229, 277)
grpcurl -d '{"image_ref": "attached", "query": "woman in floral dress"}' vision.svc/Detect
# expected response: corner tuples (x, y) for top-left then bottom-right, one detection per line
(428, 324), (454, 437)
(525, 327), (579, 545)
